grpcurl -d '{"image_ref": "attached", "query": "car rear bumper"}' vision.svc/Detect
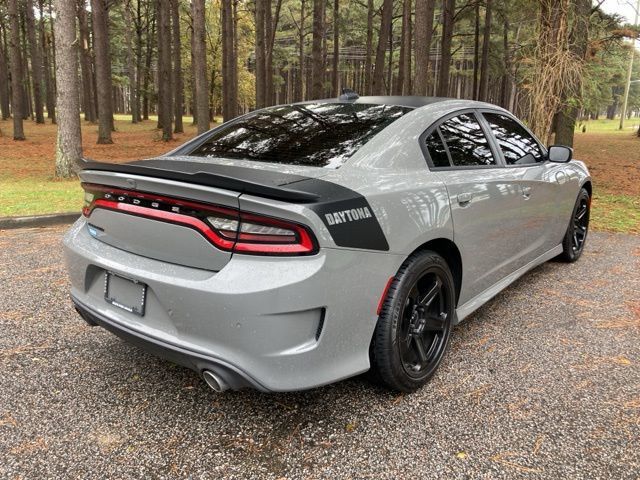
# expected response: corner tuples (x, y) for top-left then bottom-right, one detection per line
(72, 297), (264, 390)
(63, 218), (404, 391)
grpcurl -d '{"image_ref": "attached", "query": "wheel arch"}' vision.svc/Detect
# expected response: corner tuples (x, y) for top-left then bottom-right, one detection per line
(581, 180), (592, 197)
(407, 238), (463, 307)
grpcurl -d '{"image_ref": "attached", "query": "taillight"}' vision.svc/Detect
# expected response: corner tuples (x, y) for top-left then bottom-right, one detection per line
(234, 212), (316, 254)
(82, 183), (318, 256)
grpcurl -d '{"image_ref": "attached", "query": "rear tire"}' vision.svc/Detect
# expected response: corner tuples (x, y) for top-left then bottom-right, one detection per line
(558, 188), (590, 262)
(370, 251), (455, 392)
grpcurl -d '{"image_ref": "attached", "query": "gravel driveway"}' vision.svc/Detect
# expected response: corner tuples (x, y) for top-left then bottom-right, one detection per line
(1, 226), (638, 479)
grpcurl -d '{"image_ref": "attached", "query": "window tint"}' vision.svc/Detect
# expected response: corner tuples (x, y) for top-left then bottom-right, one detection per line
(424, 131), (450, 167)
(484, 112), (544, 165)
(438, 113), (496, 167)
(187, 103), (411, 169)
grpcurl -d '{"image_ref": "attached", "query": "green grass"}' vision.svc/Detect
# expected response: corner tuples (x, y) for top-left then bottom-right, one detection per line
(591, 192), (640, 235)
(0, 179), (82, 217)
(575, 117), (640, 134)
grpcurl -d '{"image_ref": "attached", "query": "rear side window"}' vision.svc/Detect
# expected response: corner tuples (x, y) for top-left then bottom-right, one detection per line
(424, 131), (450, 167)
(438, 113), (496, 167)
(187, 103), (412, 169)
(483, 112), (544, 165)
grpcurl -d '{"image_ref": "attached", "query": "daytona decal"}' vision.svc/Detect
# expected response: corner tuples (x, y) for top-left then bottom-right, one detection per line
(324, 206), (373, 225)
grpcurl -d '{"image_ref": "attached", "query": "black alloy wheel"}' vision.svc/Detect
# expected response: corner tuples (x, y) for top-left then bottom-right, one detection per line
(399, 272), (450, 378)
(370, 251), (455, 392)
(559, 187), (590, 262)
(572, 196), (589, 253)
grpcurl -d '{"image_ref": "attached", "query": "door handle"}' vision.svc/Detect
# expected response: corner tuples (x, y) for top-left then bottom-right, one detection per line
(521, 186), (532, 198)
(457, 192), (473, 205)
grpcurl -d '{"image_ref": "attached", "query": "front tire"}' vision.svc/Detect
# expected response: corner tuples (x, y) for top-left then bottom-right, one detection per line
(558, 187), (590, 262)
(370, 251), (455, 392)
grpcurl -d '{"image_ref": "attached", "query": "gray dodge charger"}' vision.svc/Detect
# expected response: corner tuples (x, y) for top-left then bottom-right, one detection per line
(64, 94), (591, 393)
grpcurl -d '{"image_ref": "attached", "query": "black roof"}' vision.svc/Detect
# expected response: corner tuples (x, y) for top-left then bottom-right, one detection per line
(350, 95), (452, 108)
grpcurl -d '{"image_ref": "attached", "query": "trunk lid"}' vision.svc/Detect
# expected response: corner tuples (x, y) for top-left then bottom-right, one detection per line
(80, 157), (325, 271)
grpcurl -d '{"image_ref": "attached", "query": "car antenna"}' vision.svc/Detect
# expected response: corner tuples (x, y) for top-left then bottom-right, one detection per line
(338, 88), (359, 101)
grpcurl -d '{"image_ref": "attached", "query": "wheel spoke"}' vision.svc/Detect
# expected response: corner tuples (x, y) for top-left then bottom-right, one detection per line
(422, 313), (447, 332)
(576, 206), (587, 220)
(418, 279), (441, 308)
(412, 335), (428, 365)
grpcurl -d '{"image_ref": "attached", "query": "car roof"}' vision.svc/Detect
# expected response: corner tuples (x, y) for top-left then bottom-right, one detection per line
(295, 95), (452, 109)
(295, 95), (507, 112)
(346, 95), (452, 108)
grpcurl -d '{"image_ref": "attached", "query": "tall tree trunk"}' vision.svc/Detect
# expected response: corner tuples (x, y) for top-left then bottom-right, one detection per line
(436, 0), (455, 97)
(395, 0), (411, 95)
(171, 0), (183, 131)
(500, 16), (510, 108)
(472, 0), (479, 99)
(21, 16), (33, 121)
(91, 0), (114, 143)
(40, 0), (56, 122)
(295, 0), (306, 101)
(25, 0), (45, 123)
(135, 0), (143, 122)
(52, 0), (82, 177)
(478, 0), (491, 102)
(554, 0), (590, 147)
(221, 0), (237, 120)
(371, 0), (393, 95)
(8, 0), (25, 140)
(192, 0), (209, 132)
(0, 25), (10, 120)
(265, 0), (283, 105)
(331, 0), (339, 96)
(142, 12), (155, 120)
(124, 0), (139, 123)
(265, 0), (273, 104)
(157, 0), (173, 140)
(413, 0), (435, 95)
(233, 0), (239, 111)
(364, 0), (373, 94)
(77, 0), (96, 123)
(310, 0), (325, 99)
(255, 0), (266, 108)
(386, 14), (393, 95)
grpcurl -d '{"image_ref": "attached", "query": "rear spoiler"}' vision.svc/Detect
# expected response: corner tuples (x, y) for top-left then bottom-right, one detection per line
(81, 160), (321, 203)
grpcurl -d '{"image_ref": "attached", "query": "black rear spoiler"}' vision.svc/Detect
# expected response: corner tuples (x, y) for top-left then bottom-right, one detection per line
(81, 159), (321, 203)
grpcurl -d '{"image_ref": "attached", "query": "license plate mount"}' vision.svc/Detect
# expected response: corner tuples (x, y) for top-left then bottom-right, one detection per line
(104, 271), (147, 317)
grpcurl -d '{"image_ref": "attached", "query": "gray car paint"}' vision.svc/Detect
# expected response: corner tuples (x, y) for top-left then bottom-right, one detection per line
(63, 98), (591, 391)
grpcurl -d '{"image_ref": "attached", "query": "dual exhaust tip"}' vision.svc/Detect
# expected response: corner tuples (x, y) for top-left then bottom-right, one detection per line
(202, 370), (229, 393)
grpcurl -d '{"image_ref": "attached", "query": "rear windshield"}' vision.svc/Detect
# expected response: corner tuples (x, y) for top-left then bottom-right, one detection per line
(187, 103), (412, 168)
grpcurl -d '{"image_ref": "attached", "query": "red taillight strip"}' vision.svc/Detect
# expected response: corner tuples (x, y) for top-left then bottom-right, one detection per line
(83, 183), (318, 256)
(92, 199), (237, 250)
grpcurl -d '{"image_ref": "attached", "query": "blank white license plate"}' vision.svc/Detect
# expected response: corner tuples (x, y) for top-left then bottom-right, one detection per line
(104, 271), (147, 316)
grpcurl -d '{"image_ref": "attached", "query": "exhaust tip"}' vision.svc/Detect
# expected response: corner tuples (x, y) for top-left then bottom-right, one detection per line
(202, 370), (229, 393)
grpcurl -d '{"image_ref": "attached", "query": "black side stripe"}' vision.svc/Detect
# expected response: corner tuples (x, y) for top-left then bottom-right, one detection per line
(287, 177), (389, 251)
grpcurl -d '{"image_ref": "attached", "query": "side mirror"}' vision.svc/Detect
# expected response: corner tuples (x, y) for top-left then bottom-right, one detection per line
(548, 145), (573, 163)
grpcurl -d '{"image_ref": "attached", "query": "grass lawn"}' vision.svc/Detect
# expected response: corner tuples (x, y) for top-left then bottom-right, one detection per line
(576, 117), (640, 134)
(0, 115), (201, 216)
(1, 116), (639, 234)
